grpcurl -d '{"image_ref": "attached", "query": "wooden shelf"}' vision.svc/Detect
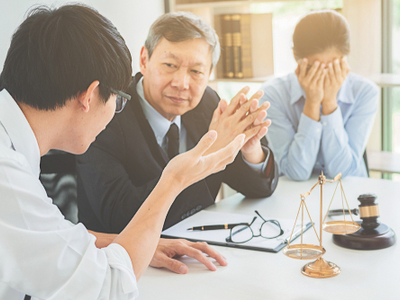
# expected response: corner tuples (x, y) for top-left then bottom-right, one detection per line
(367, 150), (400, 174)
(368, 73), (400, 88)
(174, 0), (323, 9)
(210, 73), (400, 86)
(175, 1), (248, 10)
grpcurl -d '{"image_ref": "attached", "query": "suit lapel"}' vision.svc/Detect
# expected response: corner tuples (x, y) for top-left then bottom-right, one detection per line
(182, 112), (208, 150)
(128, 74), (169, 166)
(126, 76), (219, 228)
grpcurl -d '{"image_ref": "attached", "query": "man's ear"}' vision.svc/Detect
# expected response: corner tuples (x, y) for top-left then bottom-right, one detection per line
(139, 46), (149, 75)
(77, 81), (100, 112)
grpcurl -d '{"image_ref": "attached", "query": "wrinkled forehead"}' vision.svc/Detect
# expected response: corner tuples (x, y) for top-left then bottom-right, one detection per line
(154, 37), (213, 69)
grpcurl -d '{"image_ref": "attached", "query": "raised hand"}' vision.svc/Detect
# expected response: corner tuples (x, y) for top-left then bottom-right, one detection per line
(240, 97), (271, 164)
(296, 58), (326, 104)
(322, 57), (350, 115)
(162, 130), (245, 192)
(205, 87), (270, 163)
(114, 131), (244, 280)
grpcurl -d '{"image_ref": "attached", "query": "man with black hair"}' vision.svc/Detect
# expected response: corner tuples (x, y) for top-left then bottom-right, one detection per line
(0, 5), (245, 299)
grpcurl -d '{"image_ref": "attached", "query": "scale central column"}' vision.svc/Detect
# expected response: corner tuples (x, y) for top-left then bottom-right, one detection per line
(301, 173), (340, 278)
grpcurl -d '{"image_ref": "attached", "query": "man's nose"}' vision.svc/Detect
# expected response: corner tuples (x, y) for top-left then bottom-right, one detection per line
(171, 69), (190, 90)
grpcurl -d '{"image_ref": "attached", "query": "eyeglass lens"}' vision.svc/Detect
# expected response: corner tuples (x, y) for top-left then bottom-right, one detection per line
(230, 225), (253, 243)
(115, 95), (127, 113)
(260, 221), (282, 238)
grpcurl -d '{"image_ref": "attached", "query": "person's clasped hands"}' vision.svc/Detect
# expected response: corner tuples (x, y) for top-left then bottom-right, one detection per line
(295, 56), (350, 119)
(206, 86), (271, 164)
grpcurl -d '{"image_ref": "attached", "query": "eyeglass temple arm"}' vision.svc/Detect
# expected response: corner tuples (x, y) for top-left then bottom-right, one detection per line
(119, 90), (131, 100)
(226, 217), (257, 228)
(254, 210), (266, 222)
(229, 217), (257, 238)
(249, 216), (257, 226)
(110, 88), (131, 101)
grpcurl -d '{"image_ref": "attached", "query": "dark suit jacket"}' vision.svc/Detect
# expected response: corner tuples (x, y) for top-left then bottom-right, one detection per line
(76, 73), (279, 233)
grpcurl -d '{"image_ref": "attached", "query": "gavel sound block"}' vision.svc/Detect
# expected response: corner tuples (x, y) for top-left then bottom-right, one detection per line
(333, 194), (396, 250)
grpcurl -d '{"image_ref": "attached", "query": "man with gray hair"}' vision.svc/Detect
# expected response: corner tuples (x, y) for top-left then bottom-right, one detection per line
(77, 11), (279, 274)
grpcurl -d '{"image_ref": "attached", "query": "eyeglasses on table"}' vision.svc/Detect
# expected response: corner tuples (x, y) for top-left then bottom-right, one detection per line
(225, 210), (284, 244)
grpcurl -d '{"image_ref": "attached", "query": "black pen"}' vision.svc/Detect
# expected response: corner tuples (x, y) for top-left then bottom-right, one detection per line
(187, 217), (256, 231)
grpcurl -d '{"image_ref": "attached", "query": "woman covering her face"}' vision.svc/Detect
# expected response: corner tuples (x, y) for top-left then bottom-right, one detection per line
(260, 10), (379, 181)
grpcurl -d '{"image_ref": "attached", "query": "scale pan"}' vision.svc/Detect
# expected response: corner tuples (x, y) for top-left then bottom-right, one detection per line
(323, 221), (361, 235)
(283, 244), (326, 260)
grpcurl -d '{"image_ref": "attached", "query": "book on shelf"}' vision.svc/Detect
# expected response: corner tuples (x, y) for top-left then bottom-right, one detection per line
(215, 13), (274, 80)
(221, 14), (235, 78)
(231, 14), (243, 78)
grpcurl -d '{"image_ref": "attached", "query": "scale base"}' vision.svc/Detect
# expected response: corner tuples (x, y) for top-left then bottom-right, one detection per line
(301, 257), (340, 278)
(333, 223), (396, 250)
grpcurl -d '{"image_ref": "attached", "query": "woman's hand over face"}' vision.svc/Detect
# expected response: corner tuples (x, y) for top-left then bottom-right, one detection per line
(295, 58), (327, 105)
(322, 57), (350, 115)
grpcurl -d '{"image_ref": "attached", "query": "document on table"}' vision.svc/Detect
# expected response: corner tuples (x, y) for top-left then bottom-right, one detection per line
(161, 210), (312, 253)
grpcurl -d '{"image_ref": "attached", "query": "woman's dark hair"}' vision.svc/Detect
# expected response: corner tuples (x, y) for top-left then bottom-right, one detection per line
(293, 10), (350, 59)
(0, 4), (132, 110)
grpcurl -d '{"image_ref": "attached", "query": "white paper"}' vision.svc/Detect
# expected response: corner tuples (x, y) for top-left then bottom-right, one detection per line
(162, 210), (311, 252)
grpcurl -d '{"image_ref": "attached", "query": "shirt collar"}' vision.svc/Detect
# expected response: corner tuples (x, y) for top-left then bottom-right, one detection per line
(0, 89), (41, 177)
(289, 72), (355, 105)
(136, 77), (181, 145)
(336, 74), (354, 104)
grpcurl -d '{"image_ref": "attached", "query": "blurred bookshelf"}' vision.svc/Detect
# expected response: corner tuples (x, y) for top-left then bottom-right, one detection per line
(167, 0), (392, 185)
(167, 0), (382, 85)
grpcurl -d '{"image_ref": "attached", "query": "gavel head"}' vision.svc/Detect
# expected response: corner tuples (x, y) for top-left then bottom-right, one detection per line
(357, 194), (380, 230)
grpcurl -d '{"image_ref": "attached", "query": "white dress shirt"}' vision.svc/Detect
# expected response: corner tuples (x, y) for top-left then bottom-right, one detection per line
(0, 90), (138, 300)
(136, 78), (268, 173)
(136, 77), (188, 154)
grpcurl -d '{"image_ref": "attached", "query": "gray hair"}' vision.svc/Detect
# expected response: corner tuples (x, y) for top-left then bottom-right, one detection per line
(144, 11), (220, 69)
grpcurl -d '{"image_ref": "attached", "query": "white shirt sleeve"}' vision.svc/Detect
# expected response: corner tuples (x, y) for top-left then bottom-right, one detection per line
(0, 149), (138, 300)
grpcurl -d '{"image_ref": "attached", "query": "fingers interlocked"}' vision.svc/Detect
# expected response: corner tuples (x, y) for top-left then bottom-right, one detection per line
(206, 87), (270, 155)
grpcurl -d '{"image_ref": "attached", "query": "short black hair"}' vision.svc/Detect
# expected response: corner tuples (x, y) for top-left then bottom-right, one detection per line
(0, 4), (132, 110)
(293, 10), (350, 59)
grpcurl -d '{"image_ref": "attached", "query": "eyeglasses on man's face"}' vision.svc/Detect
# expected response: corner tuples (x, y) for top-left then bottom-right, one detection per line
(225, 210), (284, 244)
(110, 88), (131, 113)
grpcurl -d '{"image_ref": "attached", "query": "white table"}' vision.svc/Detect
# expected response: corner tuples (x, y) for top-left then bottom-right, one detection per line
(137, 176), (399, 300)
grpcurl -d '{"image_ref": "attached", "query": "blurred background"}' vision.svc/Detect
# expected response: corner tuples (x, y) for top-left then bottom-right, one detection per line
(0, 1), (399, 220)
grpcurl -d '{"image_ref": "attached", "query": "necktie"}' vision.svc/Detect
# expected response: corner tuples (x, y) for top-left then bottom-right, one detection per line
(166, 123), (179, 159)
